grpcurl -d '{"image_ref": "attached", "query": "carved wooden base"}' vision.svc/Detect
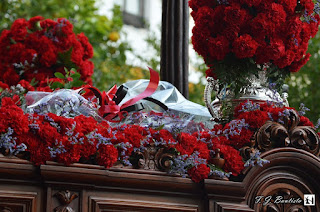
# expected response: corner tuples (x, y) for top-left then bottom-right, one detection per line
(0, 147), (319, 211)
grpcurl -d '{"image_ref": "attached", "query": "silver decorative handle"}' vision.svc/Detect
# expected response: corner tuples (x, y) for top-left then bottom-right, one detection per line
(204, 77), (220, 121)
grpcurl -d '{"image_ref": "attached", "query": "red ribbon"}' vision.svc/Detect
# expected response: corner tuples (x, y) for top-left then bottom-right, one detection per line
(80, 67), (159, 121)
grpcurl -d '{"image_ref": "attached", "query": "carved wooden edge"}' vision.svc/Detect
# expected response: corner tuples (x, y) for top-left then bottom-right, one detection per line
(40, 163), (201, 194)
(205, 148), (320, 211)
(0, 190), (37, 212)
(89, 197), (199, 212)
(241, 110), (320, 161)
(210, 201), (254, 212)
(245, 148), (320, 211)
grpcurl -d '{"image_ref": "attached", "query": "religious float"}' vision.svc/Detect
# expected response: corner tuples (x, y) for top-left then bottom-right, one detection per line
(0, 0), (320, 211)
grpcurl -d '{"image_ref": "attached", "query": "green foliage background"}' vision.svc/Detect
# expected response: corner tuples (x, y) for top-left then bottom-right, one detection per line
(286, 32), (320, 123)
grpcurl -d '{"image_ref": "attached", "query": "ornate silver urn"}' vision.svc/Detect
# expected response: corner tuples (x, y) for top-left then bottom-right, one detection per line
(204, 71), (289, 122)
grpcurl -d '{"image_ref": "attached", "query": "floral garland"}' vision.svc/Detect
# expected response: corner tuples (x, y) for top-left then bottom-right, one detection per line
(189, 0), (320, 86)
(0, 17), (94, 91)
(0, 89), (317, 183)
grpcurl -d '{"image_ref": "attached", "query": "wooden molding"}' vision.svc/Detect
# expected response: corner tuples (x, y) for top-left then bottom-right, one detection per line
(210, 201), (254, 212)
(89, 197), (198, 212)
(0, 190), (37, 212)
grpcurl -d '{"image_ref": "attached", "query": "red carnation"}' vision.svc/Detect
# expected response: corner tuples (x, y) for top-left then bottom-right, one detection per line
(205, 68), (217, 79)
(8, 42), (25, 64)
(40, 19), (57, 29)
(278, 0), (297, 13)
(28, 16), (44, 30)
(97, 144), (118, 168)
(265, 38), (286, 61)
(227, 128), (253, 149)
(238, 110), (269, 129)
(211, 142), (244, 176)
(188, 0), (216, 11)
(208, 36), (230, 61)
(39, 49), (57, 67)
(152, 129), (175, 146)
(0, 16), (94, 90)
(191, 26), (210, 58)
(224, 3), (248, 27)
(300, 0), (315, 15)
(249, 13), (272, 39)
(267, 3), (287, 27)
(18, 80), (35, 91)
(0, 99), (29, 135)
(0, 81), (9, 90)
(299, 116), (314, 127)
(27, 138), (51, 166)
(222, 25), (240, 42)
(56, 143), (82, 165)
(240, 0), (262, 7)
(232, 34), (258, 59)
(10, 18), (28, 42)
(3, 68), (20, 86)
(187, 164), (210, 183)
(77, 33), (94, 60)
(176, 132), (198, 156)
(274, 50), (296, 68)
(79, 60), (94, 83)
(289, 53), (311, 73)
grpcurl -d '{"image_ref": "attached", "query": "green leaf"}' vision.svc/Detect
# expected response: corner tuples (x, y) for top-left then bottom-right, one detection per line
(54, 72), (66, 79)
(64, 82), (72, 89)
(57, 47), (78, 70)
(51, 82), (64, 90)
(71, 72), (81, 80)
(30, 78), (38, 86)
(71, 80), (84, 87)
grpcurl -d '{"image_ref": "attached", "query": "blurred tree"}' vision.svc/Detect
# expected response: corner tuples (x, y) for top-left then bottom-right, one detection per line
(286, 32), (320, 123)
(0, 0), (142, 91)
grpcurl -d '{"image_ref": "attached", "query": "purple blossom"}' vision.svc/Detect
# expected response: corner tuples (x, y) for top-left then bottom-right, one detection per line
(315, 118), (320, 129)
(298, 103), (310, 116)
(210, 168), (231, 178)
(169, 152), (207, 177)
(48, 140), (67, 158)
(0, 128), (27, 155)
(244, 150), (270, 167)
(238, 100), (260, 113)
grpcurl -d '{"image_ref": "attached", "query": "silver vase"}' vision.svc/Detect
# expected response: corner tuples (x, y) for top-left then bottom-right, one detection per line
(204, 71), (289, 122)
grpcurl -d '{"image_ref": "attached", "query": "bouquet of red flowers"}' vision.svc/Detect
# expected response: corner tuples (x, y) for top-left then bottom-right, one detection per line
(189, 0), (320, 86)
(0, 16), (94, 91)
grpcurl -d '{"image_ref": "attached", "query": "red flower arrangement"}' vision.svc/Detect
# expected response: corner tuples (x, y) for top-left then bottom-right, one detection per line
(0, 16), (94, 91)
(189, 0), (320, 83)
(0, 94), (317, 183)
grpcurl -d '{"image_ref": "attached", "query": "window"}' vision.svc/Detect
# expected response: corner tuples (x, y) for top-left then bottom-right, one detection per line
(121, 0), (146, 28)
